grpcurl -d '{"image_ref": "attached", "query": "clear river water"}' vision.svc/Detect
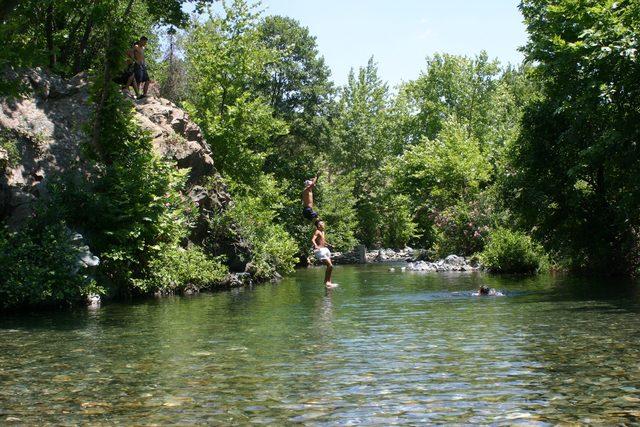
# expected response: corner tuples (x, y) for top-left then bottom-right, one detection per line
(2, 264), (640, 425)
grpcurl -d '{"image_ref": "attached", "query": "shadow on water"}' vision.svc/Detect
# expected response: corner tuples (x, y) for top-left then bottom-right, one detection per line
(533, 274), (640, 313)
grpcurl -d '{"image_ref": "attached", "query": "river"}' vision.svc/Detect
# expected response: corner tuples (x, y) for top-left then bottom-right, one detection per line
(2, 264), (640, 424)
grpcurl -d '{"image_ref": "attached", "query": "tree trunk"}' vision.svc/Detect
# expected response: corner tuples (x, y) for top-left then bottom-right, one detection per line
(45, 1), (56, 69)
(73, 16), (94, 74)
(91, 0), (136, 156)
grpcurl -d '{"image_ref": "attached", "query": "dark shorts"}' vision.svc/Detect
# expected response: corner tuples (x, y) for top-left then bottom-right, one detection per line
(134, 63), (149, 83)
(302, 206), (318, 220)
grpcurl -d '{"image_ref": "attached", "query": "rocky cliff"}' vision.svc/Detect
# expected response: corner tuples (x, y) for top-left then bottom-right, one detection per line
(0, 68), (248, 273)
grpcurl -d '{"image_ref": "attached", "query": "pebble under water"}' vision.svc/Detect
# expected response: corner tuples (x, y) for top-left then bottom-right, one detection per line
(2, 264), (640, 425)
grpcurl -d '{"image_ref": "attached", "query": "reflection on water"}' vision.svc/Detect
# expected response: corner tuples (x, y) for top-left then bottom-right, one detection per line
(1, 265), (640, 424)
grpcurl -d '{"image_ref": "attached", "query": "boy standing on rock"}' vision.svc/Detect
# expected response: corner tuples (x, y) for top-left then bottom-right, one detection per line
(312, 220), (337, 288)
(133, 36), (150, 99)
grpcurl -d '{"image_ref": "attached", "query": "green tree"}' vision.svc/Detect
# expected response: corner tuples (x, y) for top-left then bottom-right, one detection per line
(400, 52), (501, 147)
(331, 57), (408, 247)
(184, 0), (297, 276)
(507, 0), (640, 275)
(184, 0), (287, 186)
(255, 15), (338, 254)
(393, 116), (492, 250)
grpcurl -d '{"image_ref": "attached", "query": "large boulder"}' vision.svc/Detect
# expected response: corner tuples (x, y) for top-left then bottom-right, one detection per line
(0, 68), (250, 271)
(134, 97), (216, 184)
(0, 68), (224, 223)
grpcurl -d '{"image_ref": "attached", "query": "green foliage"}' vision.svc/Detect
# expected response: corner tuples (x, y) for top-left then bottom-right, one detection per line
(480, 228), (547, 274)
(183, 1), (302, 273)
(0, 132), (19, 167)
(224, 178), (298, 280)
(83, 67), (196, 290)
(378, 194), (417, 249)
(0, 215), (99, 310)
(400, 52), (501, 145)
(315, 173), (358, 252)
(135, 245), (227, 293)
(184, 0), (287, 186)
(332, 57), (399, 173)
(432, 198), (492, 258)
(395, 117), (491, 208)
(329, 57), (410, 248)
(0, 0), (209, 79)
(507, 0), (640, 275)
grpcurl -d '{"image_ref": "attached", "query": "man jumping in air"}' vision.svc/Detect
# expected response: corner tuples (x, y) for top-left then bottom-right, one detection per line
(312, 220), (337, 288)
(302, 175), (319, 221)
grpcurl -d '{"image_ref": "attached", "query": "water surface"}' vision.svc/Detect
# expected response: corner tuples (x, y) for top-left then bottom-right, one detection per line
(2, 265), (640, 424)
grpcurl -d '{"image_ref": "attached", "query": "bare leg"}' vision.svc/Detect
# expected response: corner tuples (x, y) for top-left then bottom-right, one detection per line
(128, 74), (139, 97)
(323, 259), (334, 286)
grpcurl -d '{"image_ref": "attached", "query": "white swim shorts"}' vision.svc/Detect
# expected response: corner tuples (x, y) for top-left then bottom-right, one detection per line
(314, 247), (331, 262)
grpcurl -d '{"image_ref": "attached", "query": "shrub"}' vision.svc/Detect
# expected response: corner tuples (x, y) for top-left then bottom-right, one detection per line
(134, 245), (227, 293)
(0, 132), (20, 167)
(84, 83), (198, 292)
(380, 194), (417, 248)
(480, 228), (547, 274)
(0, 218), (99, 309)
(213, 175), (298, 281)
(432, 197), (492, 257)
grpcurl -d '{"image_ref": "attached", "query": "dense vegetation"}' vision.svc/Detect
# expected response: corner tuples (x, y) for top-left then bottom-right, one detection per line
(0, 0), (639, 308)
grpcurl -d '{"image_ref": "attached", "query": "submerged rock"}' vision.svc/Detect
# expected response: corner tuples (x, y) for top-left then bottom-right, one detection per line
(222, 272), (253, 288)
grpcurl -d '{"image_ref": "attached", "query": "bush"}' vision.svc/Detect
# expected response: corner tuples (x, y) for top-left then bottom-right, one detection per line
(480, 228), (547, 274)
(134, 245), (228, 293)
(0, 218), (99, 309)
(0, 132), (20, 167)
(432, 197), (492, 257)
(219, 176), (298, 281)
(84, 83), (199, 292)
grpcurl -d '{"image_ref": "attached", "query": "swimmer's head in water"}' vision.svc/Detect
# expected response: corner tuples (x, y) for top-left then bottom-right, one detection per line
(479, 285), (490, 295)
(304, 179), (313, 187)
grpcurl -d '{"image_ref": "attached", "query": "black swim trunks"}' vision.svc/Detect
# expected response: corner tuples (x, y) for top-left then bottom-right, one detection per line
(302, 206), (318, 220)
(134, 63), (149, 83)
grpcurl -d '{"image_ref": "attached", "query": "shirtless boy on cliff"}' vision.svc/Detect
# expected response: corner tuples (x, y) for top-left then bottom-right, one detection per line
(133, 36), (150, 99)
(312, 220), (337, 288)
(302, 176), (319, 221)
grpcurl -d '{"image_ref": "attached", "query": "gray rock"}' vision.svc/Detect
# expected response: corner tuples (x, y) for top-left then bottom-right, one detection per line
(405, 254), (479, 272)
(445, 254), (466, 267)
